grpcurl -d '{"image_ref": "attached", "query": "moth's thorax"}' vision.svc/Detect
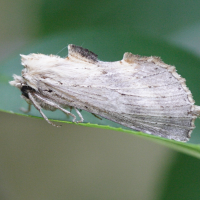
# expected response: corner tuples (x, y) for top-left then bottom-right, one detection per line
(21, 54), (65, 71)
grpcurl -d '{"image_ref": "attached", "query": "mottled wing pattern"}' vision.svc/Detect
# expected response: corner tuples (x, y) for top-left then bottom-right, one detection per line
(37, 53), (196, 141)
(10, 44), (200, 141)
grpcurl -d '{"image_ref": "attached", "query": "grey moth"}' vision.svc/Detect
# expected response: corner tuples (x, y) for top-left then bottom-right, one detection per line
(10, 44), (200, 142)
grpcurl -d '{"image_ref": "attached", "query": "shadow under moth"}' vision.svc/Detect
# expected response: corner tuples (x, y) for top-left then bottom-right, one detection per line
(10, 44), (200, 142)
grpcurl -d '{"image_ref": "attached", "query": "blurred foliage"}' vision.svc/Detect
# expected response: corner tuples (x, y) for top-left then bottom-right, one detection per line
(161, 153), (200, 200)
(38, 0), (200, 38)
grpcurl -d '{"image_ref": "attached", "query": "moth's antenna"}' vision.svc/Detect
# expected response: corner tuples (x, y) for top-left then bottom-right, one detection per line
(80, 42), (85, 47)
(56, 44), (69, 56)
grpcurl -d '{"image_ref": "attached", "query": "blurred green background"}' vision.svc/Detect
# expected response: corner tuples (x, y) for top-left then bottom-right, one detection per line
(1, 0), (200, 199)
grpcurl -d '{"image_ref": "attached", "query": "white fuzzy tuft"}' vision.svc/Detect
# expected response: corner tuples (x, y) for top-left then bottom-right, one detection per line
(9, 75), (24, 89)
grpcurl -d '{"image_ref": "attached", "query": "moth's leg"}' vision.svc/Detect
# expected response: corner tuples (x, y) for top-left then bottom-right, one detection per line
(58, 107), (76, 122)
(33, 93), (76, 122)
(20, 103), (31, 113)
(62, 106), (73, 120)
(92, 113), (102, 120)
(28, 92), (60, 127)
(75, 108), (84, 123)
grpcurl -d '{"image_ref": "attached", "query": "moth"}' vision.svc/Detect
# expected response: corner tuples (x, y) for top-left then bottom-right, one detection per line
(10, 44), (200, 142)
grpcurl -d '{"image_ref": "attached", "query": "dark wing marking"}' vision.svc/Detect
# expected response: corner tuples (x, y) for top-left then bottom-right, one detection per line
(68, 44), (98, 63)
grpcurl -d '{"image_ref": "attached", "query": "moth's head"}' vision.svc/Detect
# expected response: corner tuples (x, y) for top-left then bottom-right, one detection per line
(9, 75), (34, 100)
(9, 74), (25, 90)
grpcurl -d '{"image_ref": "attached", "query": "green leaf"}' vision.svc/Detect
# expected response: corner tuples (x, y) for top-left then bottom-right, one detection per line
(1, 28), (200, 157)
